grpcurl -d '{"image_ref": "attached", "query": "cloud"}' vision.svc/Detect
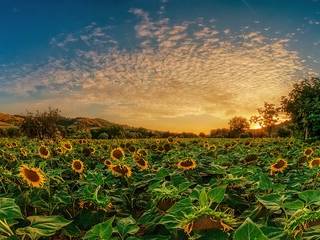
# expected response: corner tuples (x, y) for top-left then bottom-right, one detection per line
(0, 7), (309, 132)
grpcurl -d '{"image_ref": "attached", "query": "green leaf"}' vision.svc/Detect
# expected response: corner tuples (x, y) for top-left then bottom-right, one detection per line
(256, 194), (282, 211)
(299, 190), (320, 205)
(208, 185), (226, 204)
(16, 215), (71, 240)
(0, 219), (14, 237)
(199, 188), (208, 208)
(83, 217), (114, 240)
(0, 198), (23, 223)
(233, 218), (268, 240)
(284, 199), (304, 210)
(116, 216), (139, 237)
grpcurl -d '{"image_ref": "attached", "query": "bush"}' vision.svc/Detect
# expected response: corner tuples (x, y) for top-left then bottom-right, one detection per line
(20, 108), (62, 139)
(277, 127), (292, 138)
(98, 132), (109, 139)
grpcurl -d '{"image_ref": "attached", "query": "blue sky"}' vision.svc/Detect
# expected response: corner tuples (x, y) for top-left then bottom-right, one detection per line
(1, 0), (320, 132)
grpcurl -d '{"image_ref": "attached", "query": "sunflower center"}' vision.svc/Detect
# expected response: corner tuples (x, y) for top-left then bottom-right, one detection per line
(73, 161), (82, 170)
(274, 159), (285, 168)
(23, 168), (40, 182)
(40, 147), (49, 155)
(137, 158), (146, 166)
(180, 160), (193, 167)
(65, 144), (71, 149)
(113, 165), (128, 175)
(305, 149), (313, 155)
(312, 159), (320, 167)
(112, 149), (124, 159)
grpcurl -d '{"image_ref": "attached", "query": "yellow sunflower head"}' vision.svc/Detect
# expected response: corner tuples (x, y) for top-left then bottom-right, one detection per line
(104, 159), (113, 169)
(134, 154), (149, 170)
(55, 147), (65, 155)
(203, 142), (210, 149)
(62, 142), (73, 151)
(5, 143), (11, 148)
(128, 145), (136, 153)
(110, 164), (132, 177)
(270, 159), (288, 174)
(20, 148), (28, 157)
(137, 148), (147, 157)
(304, 148), (314, 157)
(19, 165), (46, 188)
(71, 159), (85, 174)
(167, 137), (175, 144)
(38, 145), (50, 159)
(308, 158), (320, 169)
(177, 159), (197, 170)
(110, 147), (125, 160)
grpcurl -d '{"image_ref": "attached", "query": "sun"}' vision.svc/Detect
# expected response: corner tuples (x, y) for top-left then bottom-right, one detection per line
(250, 123), (262, 129)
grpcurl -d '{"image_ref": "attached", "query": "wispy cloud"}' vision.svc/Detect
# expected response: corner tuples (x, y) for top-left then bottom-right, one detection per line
(0, 6), (311, 131)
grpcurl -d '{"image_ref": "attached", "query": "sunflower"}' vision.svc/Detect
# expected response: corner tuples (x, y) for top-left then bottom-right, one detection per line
(20, 148), (28, 157)
(71, 159), (85, 174)
(110, 164), (132, 177)
(83, 146), (95, 157)
(104, 159), (113, 169)
(177, 159), (197, 170)
(110, 147), (125, 161)
(304, 148), (314, 157)
(55, 147), (65, 155)
(19, 165), (46, 188)
(38, 145), (50, 159)
(134, 154), (149, 170)
(167, 137), (174, 144)
(128, 145), (136, 153)
(183, 216), (233, 234)
(137, 148), (147, 157)
(308, 158), (320, 169)
(203, 142), (210, 149)
(270, 159), (288, 174)
(62, 141), (73, 152)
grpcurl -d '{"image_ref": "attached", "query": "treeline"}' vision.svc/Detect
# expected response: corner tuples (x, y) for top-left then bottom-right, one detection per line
(0, 109), (198, 139)
(1, 77), (320, 140)
(210, 77), (320, 140)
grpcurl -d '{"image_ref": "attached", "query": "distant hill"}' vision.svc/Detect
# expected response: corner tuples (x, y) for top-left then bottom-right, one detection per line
(0, 113), (24, 128)
(0, 112), (126, 130)
(0, 112), (190, 138)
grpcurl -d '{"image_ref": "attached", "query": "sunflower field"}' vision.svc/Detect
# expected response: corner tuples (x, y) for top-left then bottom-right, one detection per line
(1, 137), (320, 240)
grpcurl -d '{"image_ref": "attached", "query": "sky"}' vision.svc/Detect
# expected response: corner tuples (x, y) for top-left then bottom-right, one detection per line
(0, 0), (320, 133)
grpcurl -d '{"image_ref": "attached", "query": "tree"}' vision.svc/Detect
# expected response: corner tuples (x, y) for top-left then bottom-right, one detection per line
(281, 77), (320, 139)
(210, 128), (230, 138)
(250, 102), (281, 137)
(20, 108), (62, 139)
(228, 116), (250, 137)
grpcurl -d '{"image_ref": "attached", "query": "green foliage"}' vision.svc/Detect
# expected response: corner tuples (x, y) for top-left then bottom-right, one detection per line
(83, 217), (114, 240)
(228, 116), (250, 137)
(233, 218), (268, 240)
(20, 108), (62, 139)
(0, 137), (320, 239)
(282, 77), (320, 139)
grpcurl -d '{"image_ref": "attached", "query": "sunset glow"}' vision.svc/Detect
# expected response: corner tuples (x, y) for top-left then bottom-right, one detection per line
(0, 0), (319, 133)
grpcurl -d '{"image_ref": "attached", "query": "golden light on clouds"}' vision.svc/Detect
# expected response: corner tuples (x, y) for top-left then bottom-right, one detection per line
(1, 8), (308, 133)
